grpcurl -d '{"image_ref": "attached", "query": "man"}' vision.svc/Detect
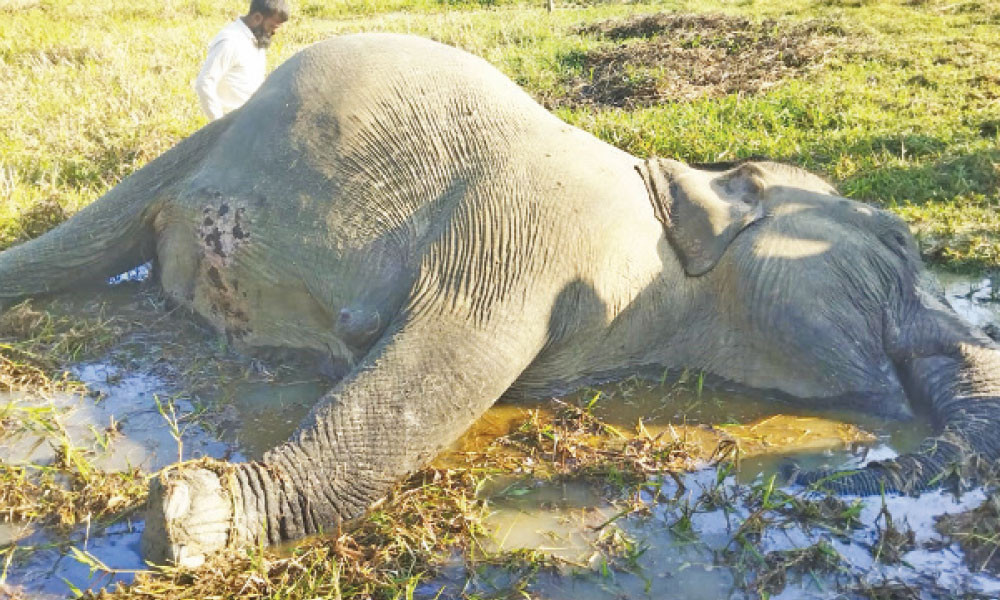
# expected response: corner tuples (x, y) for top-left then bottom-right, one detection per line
(195, 0), (289, 120)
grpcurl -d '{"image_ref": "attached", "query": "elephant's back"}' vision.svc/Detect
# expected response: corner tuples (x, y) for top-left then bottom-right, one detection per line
(208, 34), (562, 251)
(273, 33), (558, 163)
(283, 34), (546, 119)
(196, 33), (629, 255)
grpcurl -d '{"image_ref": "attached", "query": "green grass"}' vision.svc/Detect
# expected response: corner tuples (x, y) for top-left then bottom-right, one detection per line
(1, 0), (999, 266)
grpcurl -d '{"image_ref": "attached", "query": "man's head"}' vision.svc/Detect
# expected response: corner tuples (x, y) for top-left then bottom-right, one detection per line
(244, 0), (289, 49)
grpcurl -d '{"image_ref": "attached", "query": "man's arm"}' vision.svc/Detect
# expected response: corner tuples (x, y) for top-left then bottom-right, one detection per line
(195, 39), (236, 120)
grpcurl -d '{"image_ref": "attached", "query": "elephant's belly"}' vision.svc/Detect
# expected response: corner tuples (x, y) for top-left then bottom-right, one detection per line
(188, 262), (339, 352)
(155, 212), (344, 355)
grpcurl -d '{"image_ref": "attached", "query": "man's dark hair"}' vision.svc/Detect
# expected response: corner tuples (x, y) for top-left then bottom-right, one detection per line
(249, 0), (290, 19)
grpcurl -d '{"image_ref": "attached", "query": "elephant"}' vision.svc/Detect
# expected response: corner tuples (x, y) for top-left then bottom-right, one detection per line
(1, 33), (997, 568)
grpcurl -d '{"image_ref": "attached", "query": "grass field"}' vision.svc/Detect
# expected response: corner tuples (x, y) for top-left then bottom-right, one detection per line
(1, 0), (999, 267)
(2, 0), (1000, 598)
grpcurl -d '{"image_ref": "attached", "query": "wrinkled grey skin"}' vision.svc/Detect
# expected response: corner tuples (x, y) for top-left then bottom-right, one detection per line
(1, 34), (998, 567)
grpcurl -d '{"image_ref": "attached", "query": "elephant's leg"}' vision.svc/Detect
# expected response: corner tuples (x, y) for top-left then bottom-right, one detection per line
(141, 302), (547, 566)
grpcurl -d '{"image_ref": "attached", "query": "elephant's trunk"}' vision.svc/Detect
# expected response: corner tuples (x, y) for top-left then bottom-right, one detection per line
(0, 119), (227, 303)
(802, 334), (1000, 495)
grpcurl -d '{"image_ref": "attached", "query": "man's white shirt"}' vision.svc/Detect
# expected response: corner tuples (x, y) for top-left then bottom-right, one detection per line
(195, 18), (266, 120)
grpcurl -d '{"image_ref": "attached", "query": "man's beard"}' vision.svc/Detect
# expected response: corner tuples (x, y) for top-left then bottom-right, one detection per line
(250, 24), (272, 49)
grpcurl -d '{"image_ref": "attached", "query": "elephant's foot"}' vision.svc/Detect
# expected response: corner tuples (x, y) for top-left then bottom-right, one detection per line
(141, 459), (241, 568)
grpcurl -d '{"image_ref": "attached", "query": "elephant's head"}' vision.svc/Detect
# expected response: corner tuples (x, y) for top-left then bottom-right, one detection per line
(639, 158), (1000, 494)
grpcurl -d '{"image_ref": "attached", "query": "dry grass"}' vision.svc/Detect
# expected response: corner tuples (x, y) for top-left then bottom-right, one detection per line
(0, 346), (64, 393)
(753, 540), (844, 597)
(0, 463), (146, 529)
(0, 299), (127, 391)
(936, 491), (1000, 574)
(82, 394), (889, 599)
(462, 399), (702, 480)
(86, 398), (703, 599)
(872, 498), (916, 565)
(7, 197), (67, 244)
(94, 469), (493, 599)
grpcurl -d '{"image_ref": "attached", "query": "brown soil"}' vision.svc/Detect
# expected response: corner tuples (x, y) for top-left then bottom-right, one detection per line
(555, 13), (846, 108)
(15, 197), (67, 242)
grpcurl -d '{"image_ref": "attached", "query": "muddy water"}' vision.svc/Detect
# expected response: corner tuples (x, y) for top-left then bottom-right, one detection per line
(0, 279), (323, 598)
(2, 270), (1000, 598)
(450, 478), (999, 600)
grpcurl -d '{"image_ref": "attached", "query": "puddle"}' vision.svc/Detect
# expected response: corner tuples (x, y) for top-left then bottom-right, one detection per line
(2, 268), (1000, 598)
(414, 474), (1000, 599)
(935, 271), (1000, 332)
(480, 477), (606, 561)
(0, 282), (322, 598)
(214, 379), (326, 460)
(0, 366), (224, 597)
(4, 364), (232, 471)
(419, 267), (1000, 599)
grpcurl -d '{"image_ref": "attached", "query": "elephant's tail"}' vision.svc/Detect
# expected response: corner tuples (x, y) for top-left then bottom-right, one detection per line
(797, 312), (1000, 495)
(0, 118), (228, 304)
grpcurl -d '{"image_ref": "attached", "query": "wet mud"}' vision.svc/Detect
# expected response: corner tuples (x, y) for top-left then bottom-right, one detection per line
(2, 269), (1000, 598)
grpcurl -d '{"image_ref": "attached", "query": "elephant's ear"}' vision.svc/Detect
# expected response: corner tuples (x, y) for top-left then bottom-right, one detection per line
(637, 158), (767, 276)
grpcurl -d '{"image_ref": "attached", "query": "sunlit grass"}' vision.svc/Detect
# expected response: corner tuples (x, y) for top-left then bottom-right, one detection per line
(1, 0), (998, 265)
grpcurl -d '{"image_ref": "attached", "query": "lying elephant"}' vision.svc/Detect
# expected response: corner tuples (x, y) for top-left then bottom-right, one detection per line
(1, 33), (997, 567)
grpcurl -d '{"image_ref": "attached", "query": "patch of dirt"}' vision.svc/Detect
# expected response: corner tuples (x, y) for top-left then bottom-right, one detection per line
(15, 197), (66, 242)
(556, 13), (847, 108)
(579, 12), (846, 41)
(979, 118), (1000, 138)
